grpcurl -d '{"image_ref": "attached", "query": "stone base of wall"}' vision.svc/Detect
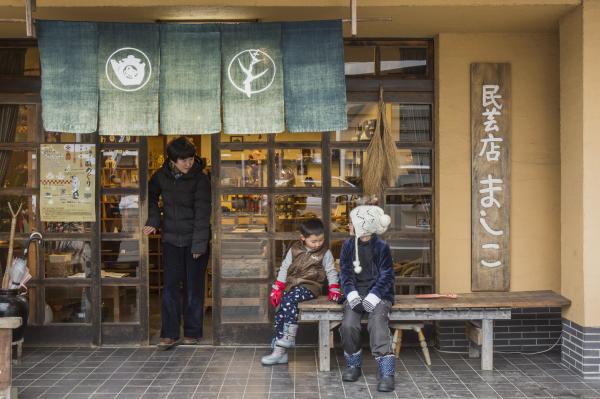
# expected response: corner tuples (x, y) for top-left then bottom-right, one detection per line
(562, 319), (600, 379)
(437, 307), (562, 353)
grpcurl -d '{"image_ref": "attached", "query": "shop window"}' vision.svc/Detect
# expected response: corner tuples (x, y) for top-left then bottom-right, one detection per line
(274, 131), (322, 142)
(100, 149), (139, 188)
(0, 150), (36, 188)
(220, 149), (267, 188)
(332, 102), (378, 142)
(275, 148), (322, 188)
(380, 46), (428, 76)
(385, 195), (432, 233)
(344, 46), (376, 76)
(0, 195), (37, 233)
(274, 194), (322, 233)
(220, 194), (268, 233)
(101, 239), (139, 278)
(45, 286), (92, 324)
(100, 194), (140, 234)
(99, 135), (139, 144)
(395, 149), (432, 188)
(391, 104), (432, 143)
(44, 240), (92, 278)
(220, 132), (267, 143)
(101, 286), (139, 323)
(331, 194), (362, 233)
(388, 239), (432, 284)
(331, 149), (365, 188)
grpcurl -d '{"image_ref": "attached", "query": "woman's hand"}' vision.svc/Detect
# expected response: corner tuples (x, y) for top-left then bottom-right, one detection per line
(143, 226), (156, 235)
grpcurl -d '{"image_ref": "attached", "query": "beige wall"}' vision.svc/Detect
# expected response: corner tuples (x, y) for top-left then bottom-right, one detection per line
(560, 1), (600, 327)
(559, 6), (584, 325)
(436, 33), (561, 294)
(581, 0), (600, 327)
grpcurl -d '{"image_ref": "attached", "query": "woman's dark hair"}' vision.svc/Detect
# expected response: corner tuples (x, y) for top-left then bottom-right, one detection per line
(299, 218), (325, 237)
(166, 137), (196, 162)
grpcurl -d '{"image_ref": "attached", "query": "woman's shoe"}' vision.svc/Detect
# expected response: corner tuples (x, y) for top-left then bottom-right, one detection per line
(182, 337), (200, 345)
(157, 338), (178, 351)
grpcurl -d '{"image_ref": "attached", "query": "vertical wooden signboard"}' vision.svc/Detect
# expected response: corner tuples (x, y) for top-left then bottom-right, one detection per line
(471, 63), (511, 291)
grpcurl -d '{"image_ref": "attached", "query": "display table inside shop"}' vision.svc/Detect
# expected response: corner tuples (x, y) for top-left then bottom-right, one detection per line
(299, 291), (570, 372)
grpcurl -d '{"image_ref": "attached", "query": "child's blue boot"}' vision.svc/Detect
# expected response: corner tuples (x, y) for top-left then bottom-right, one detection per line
(342, 350), (362, 382)
(375, 354), (395, 392)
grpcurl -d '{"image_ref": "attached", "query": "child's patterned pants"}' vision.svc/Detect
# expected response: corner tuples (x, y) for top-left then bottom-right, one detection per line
(274, 286), (316, 339)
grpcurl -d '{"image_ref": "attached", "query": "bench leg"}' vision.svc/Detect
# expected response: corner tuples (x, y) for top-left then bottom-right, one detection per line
(417, 328), (432, 366)
(0, 329), (13, 397)
(469, 340), (481, 359)
(318, 320), (330, 372)
(392, 329), (402, 358)
(481, 319), (493, 371)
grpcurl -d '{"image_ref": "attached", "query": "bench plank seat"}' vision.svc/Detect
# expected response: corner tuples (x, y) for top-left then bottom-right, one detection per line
(299, 290), (570, 372)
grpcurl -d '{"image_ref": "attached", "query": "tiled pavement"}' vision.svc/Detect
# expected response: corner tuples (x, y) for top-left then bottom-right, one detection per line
(13, 346), (600, 399)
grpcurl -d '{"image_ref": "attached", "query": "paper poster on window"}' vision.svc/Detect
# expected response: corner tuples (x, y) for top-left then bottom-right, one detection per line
(40, 144), (96, 222)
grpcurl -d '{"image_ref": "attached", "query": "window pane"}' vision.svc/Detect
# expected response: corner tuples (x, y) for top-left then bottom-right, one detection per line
(275, 148), (322, 188)
(99, 135), (139, 144)
(385, 195), (432, 233)
(101, 239), (139, 278)
(221, 132), (267, 143)
(13, 105), (38, 143)
(220, 149), (267, 188)
(0, 196), (37, 233)
(275, 195), (322, 233)
(388, 239), (432, 278)
(344, 46), (375, 76)
(221, 282), (269, 323)
(395, 149), (432, 188)
(332, 102), (377, 142)
(44, 222), (93, 234)
(331, 194), (363, 233)
(45, 240), (92, 278)
(45, 132), (95, 144)
(101, 194), (140, 234)
(221, 194), (268, 233)
(222, 239), (268, 278)
(101, 286), (139, 323)
(380, 46), (428, 76)
(331, 149), (365, 188)
(392, 104), (432, 143)
(275, 131), (321, 142)
(0, 150), (36, 188)
(45, 286), (92, 323)
(100, 149), (139, 188)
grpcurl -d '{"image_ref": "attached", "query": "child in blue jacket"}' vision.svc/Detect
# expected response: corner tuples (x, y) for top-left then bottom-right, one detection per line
(339, 205), (396, 392)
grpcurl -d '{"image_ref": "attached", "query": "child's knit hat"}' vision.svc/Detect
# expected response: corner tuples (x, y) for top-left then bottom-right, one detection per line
(349, 205), (391, 274)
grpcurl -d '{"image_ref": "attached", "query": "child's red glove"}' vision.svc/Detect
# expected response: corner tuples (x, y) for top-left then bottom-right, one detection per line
(270, 280), (286, 308)
(328, 284), (341, 302)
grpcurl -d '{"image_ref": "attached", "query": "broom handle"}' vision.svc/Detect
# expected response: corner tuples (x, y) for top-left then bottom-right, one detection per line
(3, 202), (23, 289)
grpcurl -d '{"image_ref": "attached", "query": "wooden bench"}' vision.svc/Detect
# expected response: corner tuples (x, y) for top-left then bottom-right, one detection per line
(0, 317), (21, 399)
(299, 290), (570, 372)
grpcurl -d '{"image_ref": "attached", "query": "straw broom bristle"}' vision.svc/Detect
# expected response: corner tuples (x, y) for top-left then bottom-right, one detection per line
(362, 114), (385, 199)
(382, 103), (398, 187)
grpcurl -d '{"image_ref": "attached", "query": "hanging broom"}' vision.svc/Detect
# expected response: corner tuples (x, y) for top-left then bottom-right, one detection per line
(381, 92), (398, 188)
(362, 86), (398, 201)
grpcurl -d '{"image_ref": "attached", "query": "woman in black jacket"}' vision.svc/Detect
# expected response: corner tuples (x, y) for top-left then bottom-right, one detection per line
(143, 137), (211, 350)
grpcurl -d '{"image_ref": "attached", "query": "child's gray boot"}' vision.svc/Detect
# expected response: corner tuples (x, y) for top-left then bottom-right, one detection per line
(375, 354), (395, 392)
(342, 350), (362, 382)
(261, 345), (288, 366)
(275, 323), (298, 348)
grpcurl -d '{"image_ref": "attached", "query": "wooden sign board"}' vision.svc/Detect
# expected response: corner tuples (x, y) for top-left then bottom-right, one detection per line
(471, 63), (511, 291)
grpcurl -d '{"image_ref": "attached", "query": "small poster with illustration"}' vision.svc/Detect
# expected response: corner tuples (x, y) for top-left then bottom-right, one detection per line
(40, 144), (96, 222)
